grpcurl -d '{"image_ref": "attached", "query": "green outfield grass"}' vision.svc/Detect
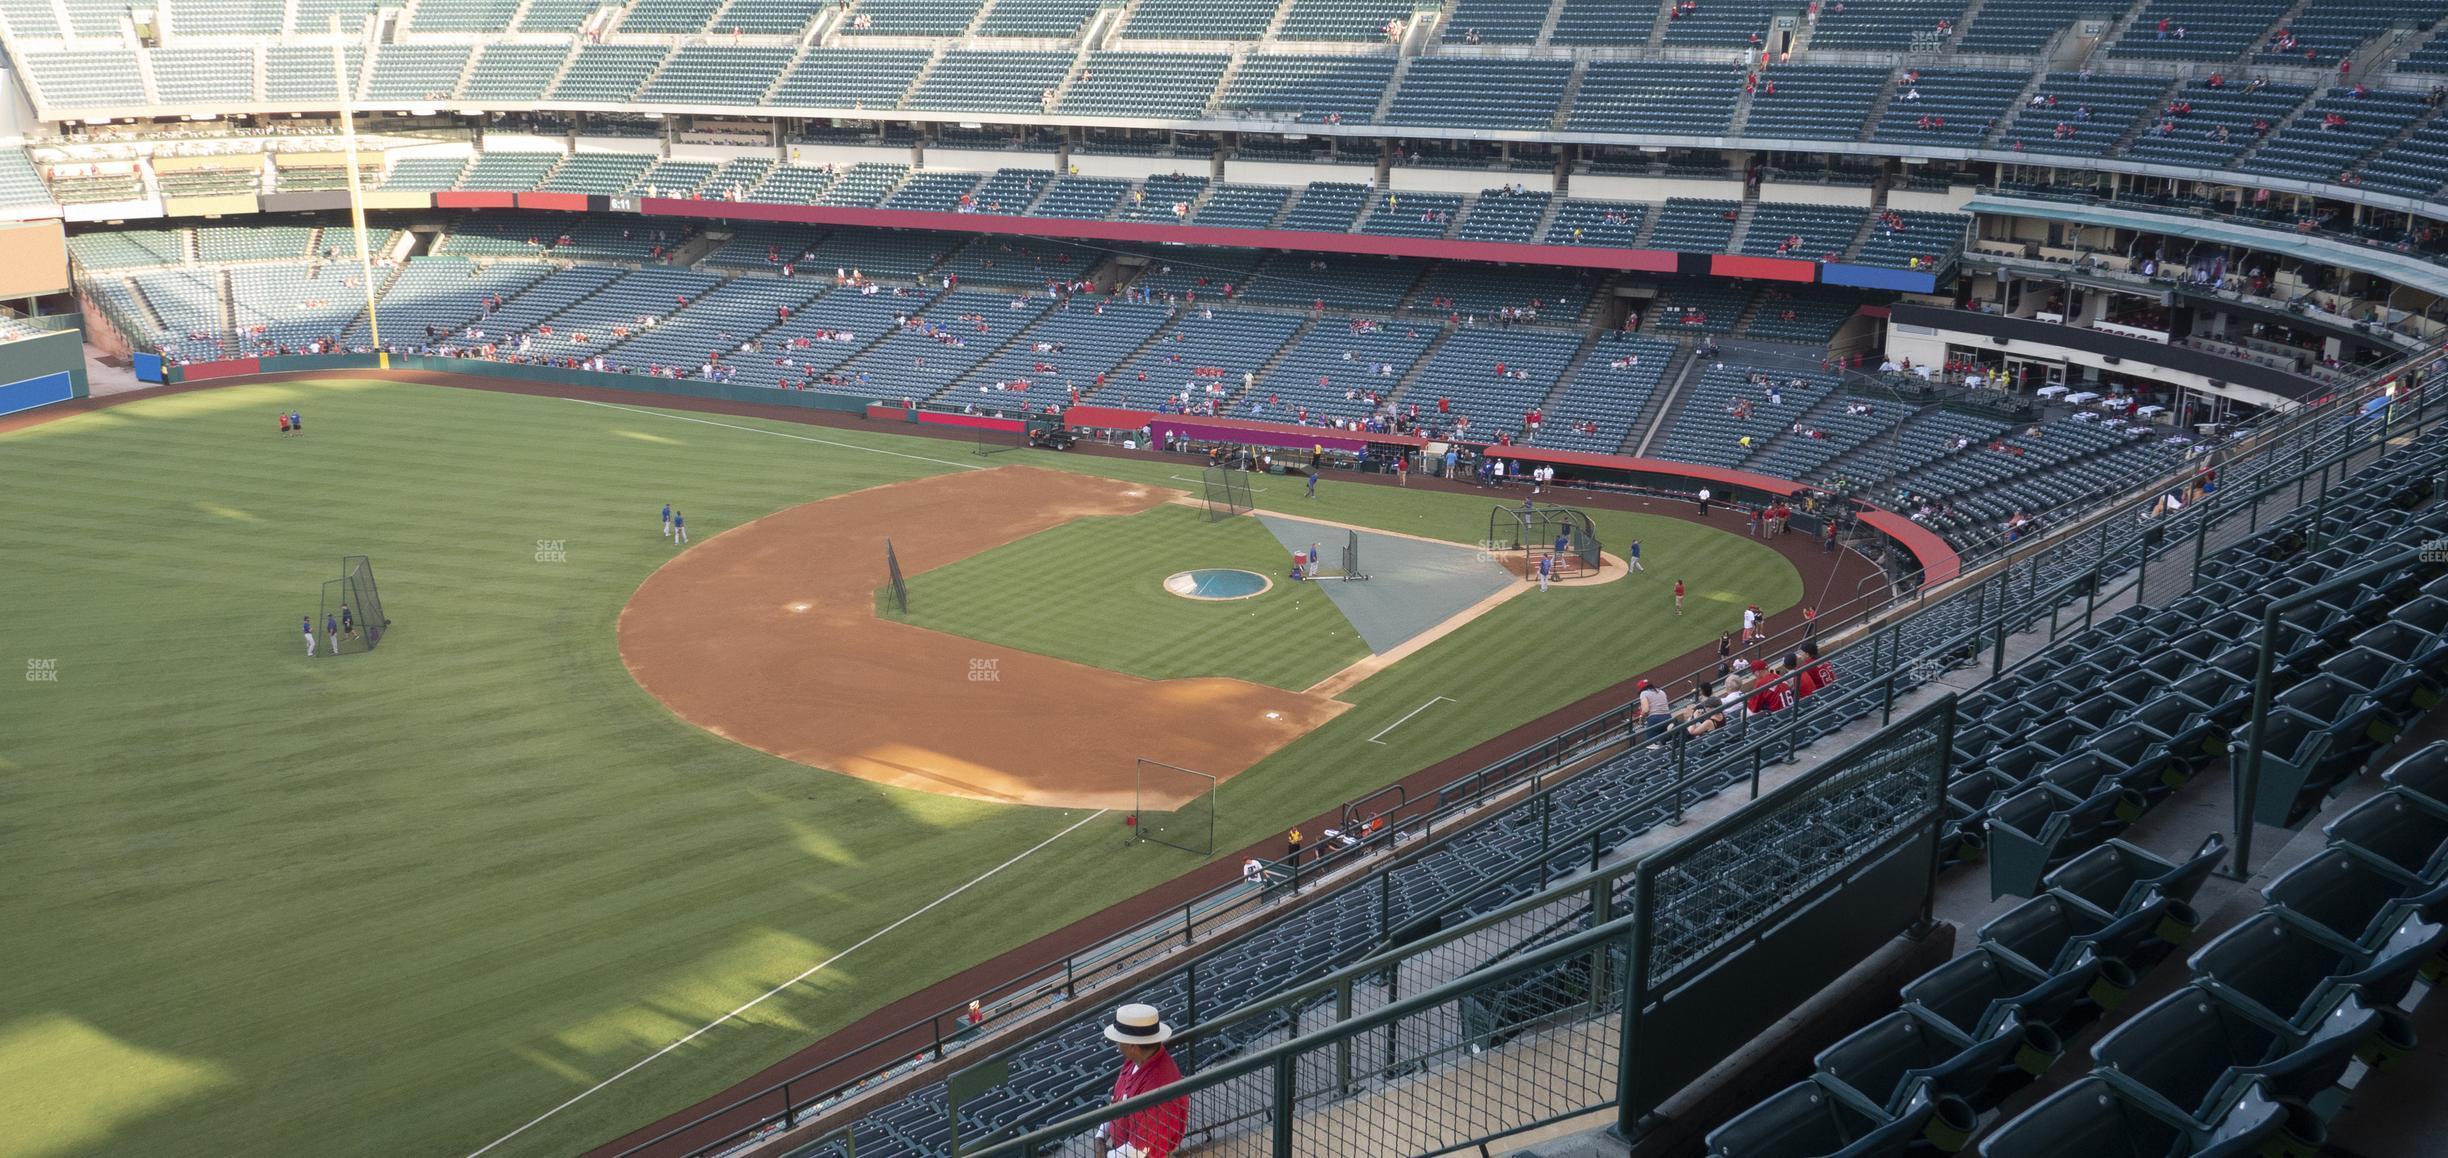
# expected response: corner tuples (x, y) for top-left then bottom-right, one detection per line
(894, 504), (1371, 690)
(0, 380), (1803, 1158)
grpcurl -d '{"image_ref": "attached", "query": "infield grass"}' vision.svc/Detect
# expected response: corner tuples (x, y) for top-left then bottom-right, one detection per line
(0, 379), (1808, 1158)
(893, 504), (1371, 690)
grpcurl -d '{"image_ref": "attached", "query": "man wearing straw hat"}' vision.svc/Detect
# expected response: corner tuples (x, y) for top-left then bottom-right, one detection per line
(1100, 1003), (1189, 1158)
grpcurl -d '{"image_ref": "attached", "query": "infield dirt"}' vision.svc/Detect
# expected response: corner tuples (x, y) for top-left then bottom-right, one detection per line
(617, 465), (1349, 809)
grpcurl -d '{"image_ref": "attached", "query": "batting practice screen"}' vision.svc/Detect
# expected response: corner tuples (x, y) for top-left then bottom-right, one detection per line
(321, 555), (388, 654)
(885, 539), (909, 614)
(1134, 759), (1217, 855)
(1201, 466), (1254, 522)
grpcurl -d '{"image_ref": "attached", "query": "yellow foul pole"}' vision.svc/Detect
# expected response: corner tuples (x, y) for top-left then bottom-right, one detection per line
(329, 17), (381, 350)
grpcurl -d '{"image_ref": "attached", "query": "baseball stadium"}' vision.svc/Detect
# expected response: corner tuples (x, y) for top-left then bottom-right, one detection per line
(3, 0), (2448, 1155)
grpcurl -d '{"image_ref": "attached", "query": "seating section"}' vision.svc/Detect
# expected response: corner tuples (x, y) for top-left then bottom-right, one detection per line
(976, 0), (1099, 34)
(169, 0), (281, 35)
(1384, 58), (1573, 131)
(381, 156), (470, 191)
(1119, 0), (1275, 39)
(70, 229), (190, 270)
(1193, 184), (1292, 228)
(1743, 66), (1888, 141)
(618, 0), (727, 30)
(1248, 319), (1439, 425)
(1742, 202), (1864, 260)
(263, 45), (363, 103)
(1642, 279), (1751, 334)
(1114, 309), (1303, 407)
(2362, 118), (2448, 200)
(1119, 174), (1206, 222)
(1411, 262), (1592, 321)
(20, 50), (145, 108)
(548, 45), (669, 103)
(1956, 0), (2072, 52)
(365, 44), (471, 104)
(1404, 328), (1582, 442)
(458, 151), (560, 192)
(291, 0), (380, 33)
(46, 166), (144, 204)
(1648, 198), (1741, 253)
(517, 0), (597, 27)
(1549, 0), (1658, 44)
(1456, 188), (1551, 243)
(1654, 365), (1841, 468)
(1441, 0), (1548, 44)
(411, 0), (521, 31)
(151, 47), (260, 106)
(60, 0), (126, 36)
(1534, 336), (1677, 454)
(1547, 200), (1647, 248)
(1566, 61), (1740, 136)
(907, 51), (1071, 114)
(1278, 182), (1372, 233)
(1661, 0), (1778, 45)
(1806, 0), (1968, 48)
(2120, 80), (2309, 168)
(1357, 191), (1460, 238)
(542, 153), (657, 195)
(2109, 0), (2293, 60)
(1218, 55), (1394, 123)
(1240, 252), (1420, 311)
(2238, 88), (2429, 183)
(1875, 69), (2031, 144)
(715, 0), (827, 33)
(462, 44), (571, 104)
(771, 48), (928, 110)
(0, 0), (59, 35)
(842, 0), (988, 36)
(1059, 53), (1229, 120)
(634, 46), (793, 105)
(1995, 73), (2172, 158)
(1032, 176), (1131, 219)
(1277, 0), (1412, 41)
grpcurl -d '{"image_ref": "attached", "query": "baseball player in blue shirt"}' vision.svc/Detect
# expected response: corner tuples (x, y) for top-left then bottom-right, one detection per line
(325, 613), (341, 656)
(662, 502), (673, 539)
(672, 510), (687, 545)
(302, 615), (316, 657)
(340, 604), (356, 640)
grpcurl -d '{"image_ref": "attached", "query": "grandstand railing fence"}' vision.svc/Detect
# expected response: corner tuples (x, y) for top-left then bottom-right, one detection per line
(968, 700), (1956, 1158)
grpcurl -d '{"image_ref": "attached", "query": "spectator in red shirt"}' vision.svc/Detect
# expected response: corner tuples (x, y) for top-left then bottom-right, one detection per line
(1102, 1005), (1190, 1157)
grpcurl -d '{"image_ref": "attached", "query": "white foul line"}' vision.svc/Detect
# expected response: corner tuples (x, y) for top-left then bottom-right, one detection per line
(466, 807), (1110, 1158)
(1366, 696), (1456, 745)
(1168, 473), (1268, 493)
(568, 397), (986, 471)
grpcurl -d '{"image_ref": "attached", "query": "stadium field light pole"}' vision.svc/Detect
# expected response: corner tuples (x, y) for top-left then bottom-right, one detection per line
(330, 19), (383, 351)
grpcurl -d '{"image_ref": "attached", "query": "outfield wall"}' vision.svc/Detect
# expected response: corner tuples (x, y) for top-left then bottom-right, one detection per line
(0, 328), (87, 417)
(131, 354), (1965, 582)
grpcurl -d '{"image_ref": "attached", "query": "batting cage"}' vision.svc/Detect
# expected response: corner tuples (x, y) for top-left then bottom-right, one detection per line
(884, 538), (909, 614)
(1132, 758), (1217, 855)
(973, 421), (1021, 457)
(320, 555), (390, 654)
(1201, 466), (1254, 522)
(1292, 529), (1371, 582)
(1488, 504), (1603, 580)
